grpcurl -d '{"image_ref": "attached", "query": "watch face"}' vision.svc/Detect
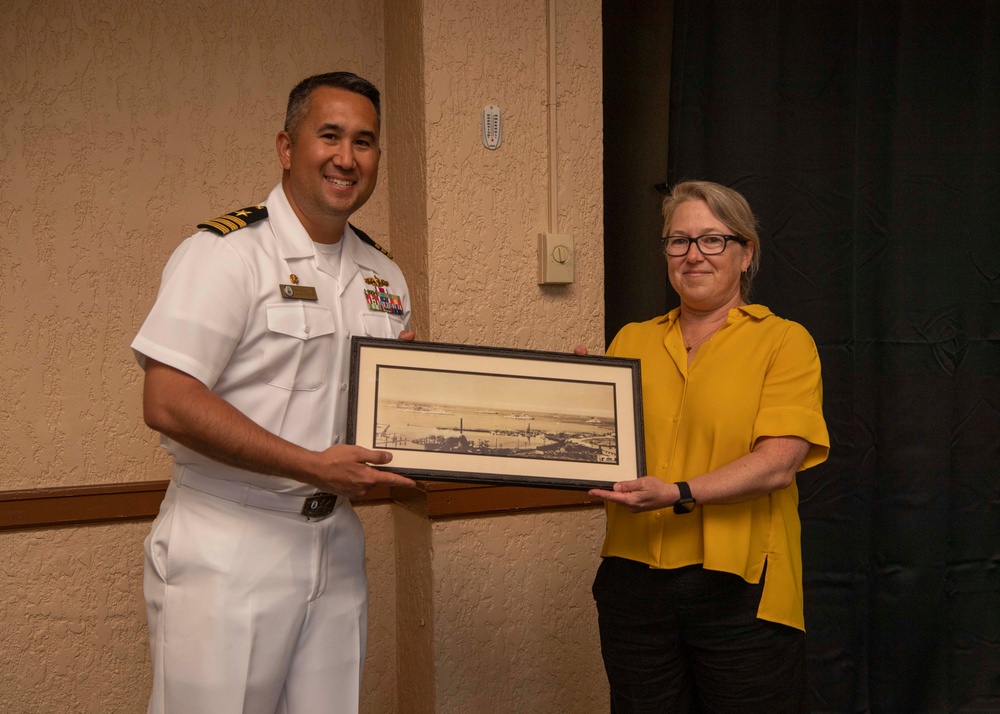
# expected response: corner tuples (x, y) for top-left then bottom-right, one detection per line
(673, 482), (695, 514)
(673, 498), (696, 514)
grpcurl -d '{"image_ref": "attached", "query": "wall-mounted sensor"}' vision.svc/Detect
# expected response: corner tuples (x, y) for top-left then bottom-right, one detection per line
(482, 104), (502, 150)
(537, 233), (574, 284)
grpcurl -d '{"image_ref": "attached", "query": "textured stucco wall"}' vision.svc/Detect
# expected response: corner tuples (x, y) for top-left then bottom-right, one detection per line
(385, 0), (431, 339)
(358, 504), (400, 714)
(422, 0), (604, 353)
(0, 523), (151, 713)
(0, 0), (395, 711)
(0, 507), (398, 714)
(0, 0), (388, 493)
(1, 0), (609, 710)
(419, 0), (608, 710)
(432, 508), (608, 713)
(391, 502), (436, 713)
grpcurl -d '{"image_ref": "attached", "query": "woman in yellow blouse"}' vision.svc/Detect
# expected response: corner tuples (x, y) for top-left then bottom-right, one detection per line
(589, 181), (830, 713)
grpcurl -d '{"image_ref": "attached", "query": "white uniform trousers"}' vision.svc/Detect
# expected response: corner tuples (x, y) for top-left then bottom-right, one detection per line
(144, 475), (368, 714)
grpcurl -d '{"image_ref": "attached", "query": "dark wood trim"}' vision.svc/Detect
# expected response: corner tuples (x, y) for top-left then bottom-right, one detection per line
(0, 480), (601, 531)
(393, 481), (602, 519)
(0, 481), (171, 531)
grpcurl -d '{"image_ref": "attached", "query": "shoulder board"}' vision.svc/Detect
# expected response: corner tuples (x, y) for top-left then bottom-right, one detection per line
(350, 223), (393, 260)
(197, 205), (268, 235)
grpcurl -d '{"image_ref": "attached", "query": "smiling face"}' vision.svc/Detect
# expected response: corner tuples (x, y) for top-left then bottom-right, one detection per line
(665, 199), (754, 313)
(276, 86), (381, 243)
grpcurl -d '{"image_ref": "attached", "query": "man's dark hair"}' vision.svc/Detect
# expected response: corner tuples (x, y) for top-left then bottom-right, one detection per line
(284, 72), (381, 141)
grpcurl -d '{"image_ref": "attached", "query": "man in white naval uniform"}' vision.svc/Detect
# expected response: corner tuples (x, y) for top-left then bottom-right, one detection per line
(132, 72), (416, 714)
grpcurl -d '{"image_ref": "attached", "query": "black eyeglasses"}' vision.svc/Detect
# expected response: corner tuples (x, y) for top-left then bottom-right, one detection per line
(661, 234), (747, 257)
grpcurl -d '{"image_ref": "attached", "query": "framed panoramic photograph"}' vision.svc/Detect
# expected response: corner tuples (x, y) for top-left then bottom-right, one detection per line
(347, 337), (645, 490)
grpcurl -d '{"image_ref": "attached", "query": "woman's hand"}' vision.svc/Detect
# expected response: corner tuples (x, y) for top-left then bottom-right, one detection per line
(588, 436), (811, 514)
(589, 477), (679, 513)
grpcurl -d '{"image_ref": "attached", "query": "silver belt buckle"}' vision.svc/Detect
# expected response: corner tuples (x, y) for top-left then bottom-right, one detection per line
(301, 493), (337, 519)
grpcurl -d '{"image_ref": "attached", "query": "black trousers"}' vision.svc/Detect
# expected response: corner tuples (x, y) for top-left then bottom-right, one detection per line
(592, 557), (806, 714)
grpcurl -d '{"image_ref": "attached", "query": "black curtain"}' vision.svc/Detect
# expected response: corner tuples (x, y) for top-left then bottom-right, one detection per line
(603, 1), (675, 336)
(663, 1), (1000, 711)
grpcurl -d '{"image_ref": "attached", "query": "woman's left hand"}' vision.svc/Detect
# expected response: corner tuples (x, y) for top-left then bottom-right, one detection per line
(589, 477), (677, 513)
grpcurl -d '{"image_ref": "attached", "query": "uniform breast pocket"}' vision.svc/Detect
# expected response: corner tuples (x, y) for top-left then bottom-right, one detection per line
(361, 311), (405, 339)
(261, 303), (337, 390)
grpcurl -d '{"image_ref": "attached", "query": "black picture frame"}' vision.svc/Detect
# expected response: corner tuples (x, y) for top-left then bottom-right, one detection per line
(347, 337), (645, 490)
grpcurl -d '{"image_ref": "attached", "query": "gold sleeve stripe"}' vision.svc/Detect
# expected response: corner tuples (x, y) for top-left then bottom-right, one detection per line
(197, 205), (269, 235)
(201, 219), (234, 234)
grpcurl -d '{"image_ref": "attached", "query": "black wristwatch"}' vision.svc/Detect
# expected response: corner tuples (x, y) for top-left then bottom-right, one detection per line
(673, 481), (696, 514)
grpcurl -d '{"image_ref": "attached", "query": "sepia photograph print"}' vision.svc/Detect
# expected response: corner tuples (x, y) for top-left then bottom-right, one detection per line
(347, 337), (645, 490)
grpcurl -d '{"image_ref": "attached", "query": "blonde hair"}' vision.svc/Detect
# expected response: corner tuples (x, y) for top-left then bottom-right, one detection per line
(661, 180), (761, 302)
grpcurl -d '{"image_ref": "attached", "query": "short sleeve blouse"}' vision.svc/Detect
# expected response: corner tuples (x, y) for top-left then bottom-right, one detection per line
(603, 304), (829, 630)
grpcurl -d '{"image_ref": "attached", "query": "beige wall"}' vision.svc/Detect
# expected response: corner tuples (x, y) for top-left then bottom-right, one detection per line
(0, 0), (608, 710)
(431, 509), (607, 713)
(416, 0), (608, 710)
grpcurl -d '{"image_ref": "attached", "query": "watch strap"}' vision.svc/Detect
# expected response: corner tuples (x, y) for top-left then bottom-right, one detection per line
(673, 481), (696, 514)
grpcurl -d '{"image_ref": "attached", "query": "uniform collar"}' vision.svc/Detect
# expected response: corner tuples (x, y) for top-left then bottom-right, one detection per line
(264, 184), (318, 258)
(264, 183), (384, 273)
(336, 224), (383, 289)
(342, 224), (385, 272)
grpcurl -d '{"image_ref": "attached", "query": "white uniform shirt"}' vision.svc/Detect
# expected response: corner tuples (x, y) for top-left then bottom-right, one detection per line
(132, 183), (411, 495)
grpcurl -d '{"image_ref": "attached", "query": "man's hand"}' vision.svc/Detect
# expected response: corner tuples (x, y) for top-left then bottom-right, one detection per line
(398, 329), (416, 341)
(310, 445), (415, 498)
(588, 477), (678, 513)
